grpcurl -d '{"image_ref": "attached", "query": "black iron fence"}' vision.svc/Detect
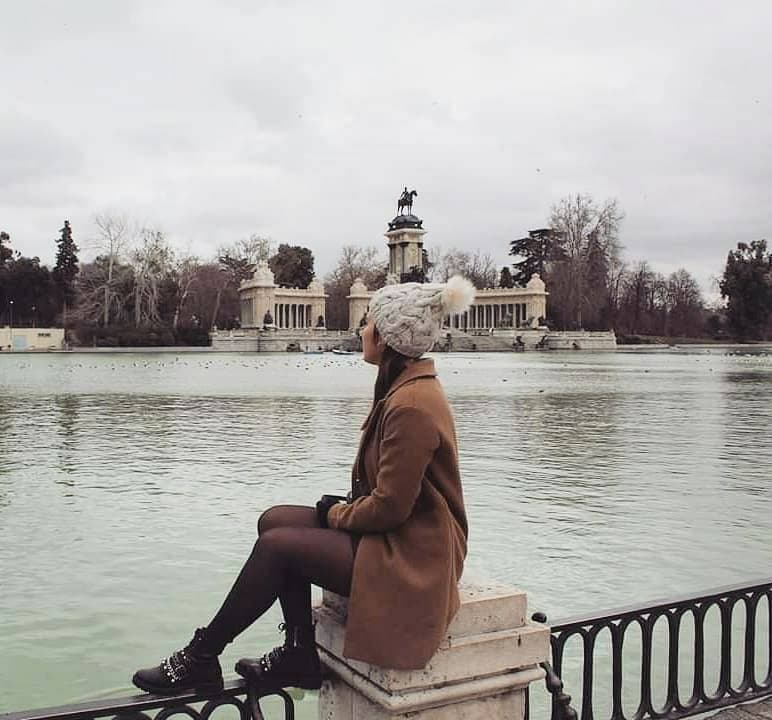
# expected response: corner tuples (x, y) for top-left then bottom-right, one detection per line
(0, 681), (294, 720)
(3, 578), (770, 720)
(535, 577), (772, 720)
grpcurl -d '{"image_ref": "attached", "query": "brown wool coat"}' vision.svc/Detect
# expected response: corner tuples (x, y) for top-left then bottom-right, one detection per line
(326, 358), (468, 670)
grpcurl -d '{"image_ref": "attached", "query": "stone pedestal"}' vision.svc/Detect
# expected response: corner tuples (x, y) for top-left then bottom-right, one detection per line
(385, 218), (426, 280)
(314, 578), (549, 719)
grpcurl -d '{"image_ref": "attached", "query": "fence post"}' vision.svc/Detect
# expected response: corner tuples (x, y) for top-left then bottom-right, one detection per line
(314, 577), (550, 719)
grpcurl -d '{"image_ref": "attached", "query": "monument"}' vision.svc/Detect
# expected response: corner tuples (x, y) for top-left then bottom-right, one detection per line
(210, 188), (588, 350)
(386, 187), (426, 284)
(348, 189), (550, 336)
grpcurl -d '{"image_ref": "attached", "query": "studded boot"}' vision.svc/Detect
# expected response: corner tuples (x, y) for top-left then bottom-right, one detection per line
(132, 627), (224, 695)
(234, 622), (322, 691)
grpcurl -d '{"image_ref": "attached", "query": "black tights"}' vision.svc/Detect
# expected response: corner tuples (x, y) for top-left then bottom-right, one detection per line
(202, 505), (355, 655)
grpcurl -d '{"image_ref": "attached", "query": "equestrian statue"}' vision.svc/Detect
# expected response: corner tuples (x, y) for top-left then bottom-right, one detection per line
(397, 187), (418, 215)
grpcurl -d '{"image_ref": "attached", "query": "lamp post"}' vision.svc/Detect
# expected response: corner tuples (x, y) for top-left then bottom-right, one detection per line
(8, 300), (13, 351)
(32, 305), (37, 329)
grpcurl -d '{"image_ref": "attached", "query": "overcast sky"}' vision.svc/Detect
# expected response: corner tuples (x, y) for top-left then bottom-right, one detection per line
(2, 0), (771, 299)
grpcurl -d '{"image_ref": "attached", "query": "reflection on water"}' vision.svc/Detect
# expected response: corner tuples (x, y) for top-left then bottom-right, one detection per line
(0, 348), (771, 717)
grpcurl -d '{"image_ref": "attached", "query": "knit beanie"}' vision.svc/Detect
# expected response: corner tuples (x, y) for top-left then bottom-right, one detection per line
(368, 275), (476, 358)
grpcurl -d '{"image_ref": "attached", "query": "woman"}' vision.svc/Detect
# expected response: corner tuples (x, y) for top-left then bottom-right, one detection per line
(132, 275), (474, 694)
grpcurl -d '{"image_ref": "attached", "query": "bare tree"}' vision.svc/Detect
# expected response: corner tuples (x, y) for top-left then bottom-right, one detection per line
(131, 228), (174, 327)
(549, 194), (623, 328)
(241, 234), (273, 265)
(424, 246), (444, 282)
(74, 258), (134, 326)
(217, 234), (273, 277)
(606, 258), (627, 330)
(172, 253), (200, 329)
(666, 268), (704, 336)
(92, 214), (131, 325)
(620, 261), (656, 335)
(431, 247), (498, 289)
(324, 245), (388, 329)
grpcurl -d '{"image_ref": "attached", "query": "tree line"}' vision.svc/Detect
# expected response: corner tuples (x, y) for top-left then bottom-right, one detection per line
(0, 217), (318, 346)
(2, 198), (769, 344)
(507, 194), (771, 341)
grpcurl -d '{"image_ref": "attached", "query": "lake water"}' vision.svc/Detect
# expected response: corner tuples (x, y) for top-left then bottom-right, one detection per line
(1, 348), (771, 718)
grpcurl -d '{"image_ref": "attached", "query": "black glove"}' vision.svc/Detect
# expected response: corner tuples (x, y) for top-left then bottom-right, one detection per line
(316, 494), (346, 528)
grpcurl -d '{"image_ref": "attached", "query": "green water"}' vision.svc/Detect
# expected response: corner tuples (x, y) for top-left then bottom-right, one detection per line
(1, 348), (771, 717)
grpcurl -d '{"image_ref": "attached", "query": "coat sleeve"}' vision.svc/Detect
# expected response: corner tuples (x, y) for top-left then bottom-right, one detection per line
(327, 405), (440, 533)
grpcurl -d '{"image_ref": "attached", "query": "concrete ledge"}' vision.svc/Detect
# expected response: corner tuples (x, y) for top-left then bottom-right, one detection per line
(319, 649), (543, 715)
(316, 606), (547, 692)
(321, 579), (527, 638)
(315, 577), (550, 719)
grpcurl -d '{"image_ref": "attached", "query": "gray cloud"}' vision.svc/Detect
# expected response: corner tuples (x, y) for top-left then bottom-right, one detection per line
(1, 0), (770, 300)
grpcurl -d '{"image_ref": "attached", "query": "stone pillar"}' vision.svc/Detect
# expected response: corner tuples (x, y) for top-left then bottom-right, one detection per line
(315, 578), (549, 719)
(525, 274), (548, 327)
(348, 278), (372, 332)
(237, 260), (276, 329)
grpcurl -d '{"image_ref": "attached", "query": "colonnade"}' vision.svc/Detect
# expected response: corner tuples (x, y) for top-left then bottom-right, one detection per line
(273, 302), (317, 329)
(445, 302), (531, 330)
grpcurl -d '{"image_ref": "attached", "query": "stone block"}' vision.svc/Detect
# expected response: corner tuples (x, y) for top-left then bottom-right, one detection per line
(315, 577), (549, 719)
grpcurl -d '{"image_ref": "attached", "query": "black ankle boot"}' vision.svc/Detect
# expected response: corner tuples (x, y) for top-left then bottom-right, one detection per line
(132, 628), (224, 695)
(235, 622), (322, 691)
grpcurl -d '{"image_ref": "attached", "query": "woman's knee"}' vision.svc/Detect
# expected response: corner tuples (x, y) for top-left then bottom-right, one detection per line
(257, 505), (318, 536)
(255, 526), (296, 560)
(257, 506), (280, 536)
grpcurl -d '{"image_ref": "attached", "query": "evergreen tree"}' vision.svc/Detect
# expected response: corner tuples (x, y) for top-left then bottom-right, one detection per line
(0, 231), (13, 266)
(509, 228), (565, 286)
(499, 266), (514, 288)
(53, 220), (79, 319)
(268, 244), (315, 288)
(720, 239), (772, 340)
(582, 230), (610, 329)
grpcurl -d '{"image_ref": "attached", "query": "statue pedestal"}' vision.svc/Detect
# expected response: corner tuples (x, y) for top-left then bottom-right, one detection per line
(314, 578), (549, 719)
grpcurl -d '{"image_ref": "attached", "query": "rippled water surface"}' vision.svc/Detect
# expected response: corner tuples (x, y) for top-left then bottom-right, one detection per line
(1, 348), (771, 716)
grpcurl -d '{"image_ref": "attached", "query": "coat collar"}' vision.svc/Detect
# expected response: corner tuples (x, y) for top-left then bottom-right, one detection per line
(359, 358), (437, 430)
(386, 357), (437, 398)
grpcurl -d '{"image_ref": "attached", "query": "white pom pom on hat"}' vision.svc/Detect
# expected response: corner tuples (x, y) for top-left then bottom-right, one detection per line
(440, 275), (476, 315)
(368, 275), (476, 358)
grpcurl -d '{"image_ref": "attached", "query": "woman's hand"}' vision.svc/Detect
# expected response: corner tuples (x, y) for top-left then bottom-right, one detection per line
(316, 494), (346, 528)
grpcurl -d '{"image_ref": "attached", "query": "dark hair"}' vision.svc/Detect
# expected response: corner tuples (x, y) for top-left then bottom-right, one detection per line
(372, 325), (412, 406)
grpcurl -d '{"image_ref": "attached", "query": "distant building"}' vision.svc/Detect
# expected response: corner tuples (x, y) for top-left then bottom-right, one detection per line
(0, 327), (65, 351)
(238, 261), (328, 330)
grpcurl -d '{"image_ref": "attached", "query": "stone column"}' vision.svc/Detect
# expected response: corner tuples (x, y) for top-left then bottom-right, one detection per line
(315, 578), (549, 719)
(348, 279), (372, 332)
